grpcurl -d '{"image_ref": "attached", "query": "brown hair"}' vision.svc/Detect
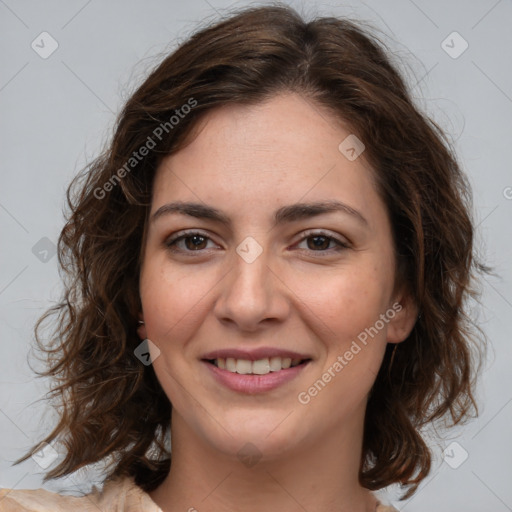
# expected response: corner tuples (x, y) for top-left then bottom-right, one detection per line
(16, 4), (486, 500)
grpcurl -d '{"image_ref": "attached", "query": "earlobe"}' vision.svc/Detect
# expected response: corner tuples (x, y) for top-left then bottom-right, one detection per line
(386, 293), (419, 344)
(137, 318), (147, 340)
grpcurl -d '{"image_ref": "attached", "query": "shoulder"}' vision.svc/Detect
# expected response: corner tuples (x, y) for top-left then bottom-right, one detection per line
(0, 476), (163, 512)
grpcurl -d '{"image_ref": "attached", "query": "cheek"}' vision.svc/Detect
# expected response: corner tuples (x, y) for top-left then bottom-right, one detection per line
(140, 258), (225, 366)
(139, 263), (209, 404)
(291, 262), (393, 346)
(139, 260), (217, 346)
(295, 269), (393, 416)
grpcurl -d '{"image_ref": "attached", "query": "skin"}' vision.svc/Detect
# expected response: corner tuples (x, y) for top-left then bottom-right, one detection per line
(137, 93), (418, 512)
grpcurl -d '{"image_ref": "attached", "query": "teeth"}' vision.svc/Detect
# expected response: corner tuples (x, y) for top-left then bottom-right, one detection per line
(236, 359), (252, 374)
(213, 356), (305, 375)
(269, 356), (282, 372)
(253, 359), (270, 375)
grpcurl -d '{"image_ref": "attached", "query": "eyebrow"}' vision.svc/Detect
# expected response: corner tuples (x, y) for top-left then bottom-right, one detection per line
(151, 200), (368, 227)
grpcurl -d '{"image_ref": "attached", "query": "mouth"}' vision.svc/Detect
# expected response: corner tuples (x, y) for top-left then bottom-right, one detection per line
(201, 349), (312, 394)
(203, 356), (311, 375)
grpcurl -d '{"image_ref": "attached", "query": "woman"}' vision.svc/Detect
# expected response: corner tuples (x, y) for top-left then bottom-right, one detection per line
(0, 4), (485, 511)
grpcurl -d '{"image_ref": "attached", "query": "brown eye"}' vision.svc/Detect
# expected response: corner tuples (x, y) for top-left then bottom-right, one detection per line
(165, 231), (216, 253)
(182, 234), (208, 250)
(296, 231), (350, 254)
(306, 235), (332, 251)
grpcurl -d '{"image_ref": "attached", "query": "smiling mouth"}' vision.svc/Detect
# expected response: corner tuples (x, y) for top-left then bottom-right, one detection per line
(204, 357), (311, 375)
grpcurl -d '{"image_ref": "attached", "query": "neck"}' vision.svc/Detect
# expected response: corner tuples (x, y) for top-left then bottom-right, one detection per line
(149, 406), (377, 512)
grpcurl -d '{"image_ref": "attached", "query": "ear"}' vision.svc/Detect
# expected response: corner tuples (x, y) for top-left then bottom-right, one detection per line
(137, 315), (147, 340)
(386, 289), (419, 344)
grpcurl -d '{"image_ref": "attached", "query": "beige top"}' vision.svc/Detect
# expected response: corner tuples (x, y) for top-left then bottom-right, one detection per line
(0, 476), (399, 511)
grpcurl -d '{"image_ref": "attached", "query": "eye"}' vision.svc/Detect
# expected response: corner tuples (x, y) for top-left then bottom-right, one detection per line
(165, 230), (218, 253)
(294, 230), (350, 255)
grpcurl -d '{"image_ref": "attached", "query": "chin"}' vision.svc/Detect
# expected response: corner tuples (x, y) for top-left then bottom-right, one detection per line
(200, 409), (307, 462)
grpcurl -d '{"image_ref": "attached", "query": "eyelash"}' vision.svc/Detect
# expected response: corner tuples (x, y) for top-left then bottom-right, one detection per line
(165, 229), (350, 256)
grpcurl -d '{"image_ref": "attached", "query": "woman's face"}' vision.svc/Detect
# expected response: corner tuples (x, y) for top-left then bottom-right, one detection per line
(139, 93), (416, 460)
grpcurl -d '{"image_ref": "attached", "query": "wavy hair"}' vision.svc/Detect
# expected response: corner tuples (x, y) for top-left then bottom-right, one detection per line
(15, 4), (487, 500)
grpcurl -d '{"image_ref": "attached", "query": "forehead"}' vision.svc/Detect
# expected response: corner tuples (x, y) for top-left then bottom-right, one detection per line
(151, 93), (386, 229)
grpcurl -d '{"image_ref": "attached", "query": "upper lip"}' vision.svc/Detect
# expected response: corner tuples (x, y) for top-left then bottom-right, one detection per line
(201, 347), (312, 361)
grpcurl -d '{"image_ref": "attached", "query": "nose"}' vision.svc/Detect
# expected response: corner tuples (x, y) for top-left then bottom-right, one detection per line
(213, 247), (290, 333)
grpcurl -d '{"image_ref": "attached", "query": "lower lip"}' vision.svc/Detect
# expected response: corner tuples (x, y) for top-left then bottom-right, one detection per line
(203, 360), (310, 394)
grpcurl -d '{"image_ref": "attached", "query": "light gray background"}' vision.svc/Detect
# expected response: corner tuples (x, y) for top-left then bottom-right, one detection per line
(1, 0), (511, 510)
